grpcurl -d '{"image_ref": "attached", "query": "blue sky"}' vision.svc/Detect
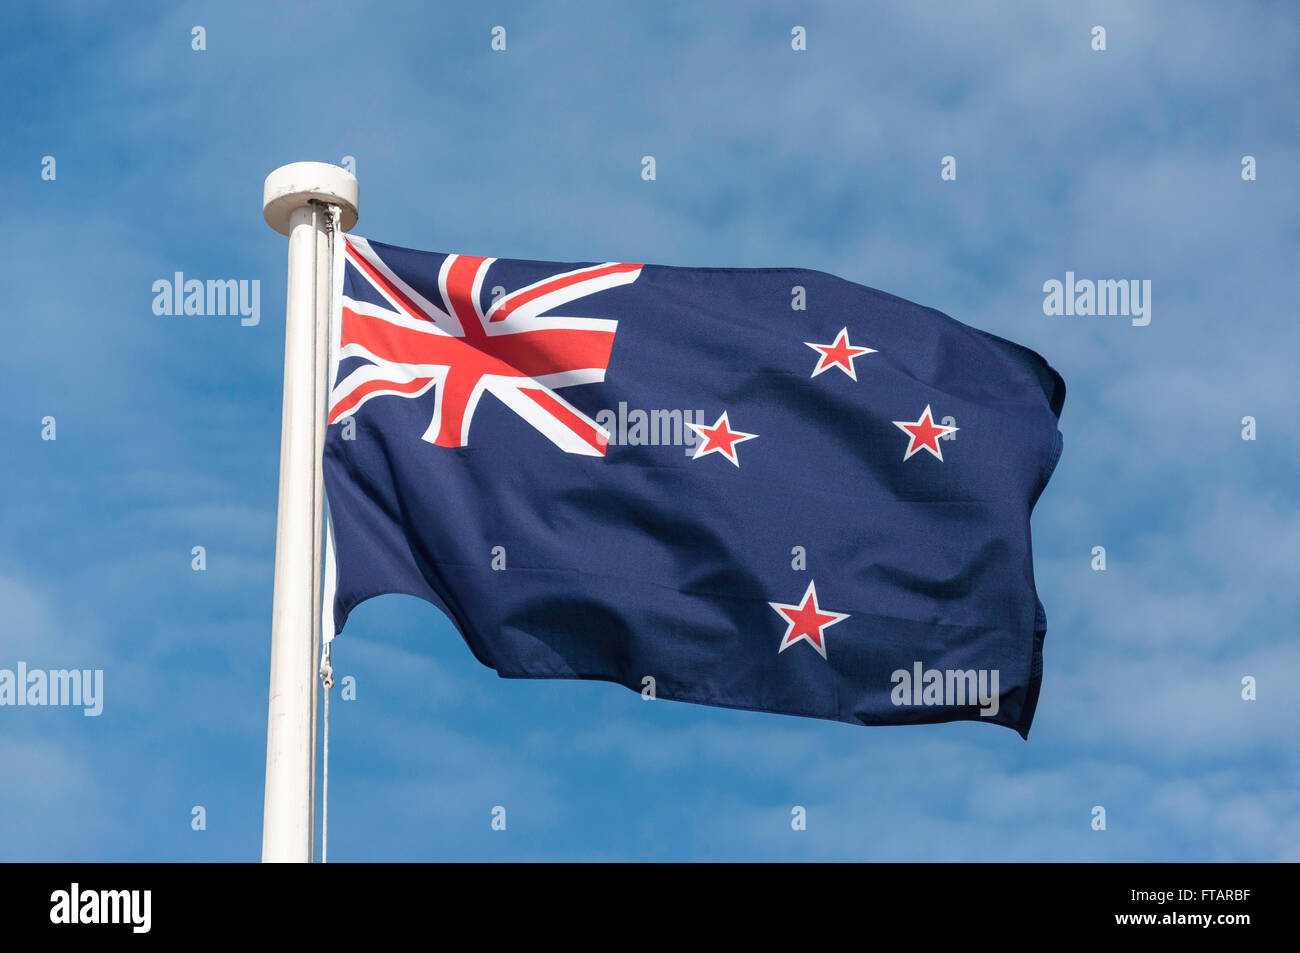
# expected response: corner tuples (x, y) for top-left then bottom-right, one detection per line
(1, 0), (1297, 860)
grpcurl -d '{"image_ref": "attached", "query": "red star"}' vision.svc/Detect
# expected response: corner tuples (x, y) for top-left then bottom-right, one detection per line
(804, 327), (876, 380)
(892, 404), (958, 461)
(687, 411), (757, 467)
(770, 580), (850, 659)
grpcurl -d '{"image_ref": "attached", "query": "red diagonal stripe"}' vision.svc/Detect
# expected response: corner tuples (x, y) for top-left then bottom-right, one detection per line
(490, 262), (642, 322)
(346, 242), (438, 324)
(519, 387), (608, 454)
(330, 374), (434, 424)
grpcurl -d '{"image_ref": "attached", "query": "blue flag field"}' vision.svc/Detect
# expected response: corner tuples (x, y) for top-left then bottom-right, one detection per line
(323, 237), (1065, 737)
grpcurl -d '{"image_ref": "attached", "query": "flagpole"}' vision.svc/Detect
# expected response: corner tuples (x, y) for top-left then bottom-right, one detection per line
(260, 162), (358, 862)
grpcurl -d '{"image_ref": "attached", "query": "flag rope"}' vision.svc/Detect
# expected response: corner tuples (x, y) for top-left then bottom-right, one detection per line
(319, 655), (333, 862)
(317, 202), (342, 864)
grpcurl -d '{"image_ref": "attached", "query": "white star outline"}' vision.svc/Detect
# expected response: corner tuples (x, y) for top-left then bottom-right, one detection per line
(769, 579), (851, 660)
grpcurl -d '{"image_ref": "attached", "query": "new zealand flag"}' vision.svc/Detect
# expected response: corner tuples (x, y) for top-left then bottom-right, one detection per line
(322, 236), (1065, 736)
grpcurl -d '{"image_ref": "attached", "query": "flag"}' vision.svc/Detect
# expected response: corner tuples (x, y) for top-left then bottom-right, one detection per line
(322, 236), (1065, 736)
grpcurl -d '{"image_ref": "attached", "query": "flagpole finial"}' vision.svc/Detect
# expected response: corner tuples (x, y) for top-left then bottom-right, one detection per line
(263, 161), (359, 236)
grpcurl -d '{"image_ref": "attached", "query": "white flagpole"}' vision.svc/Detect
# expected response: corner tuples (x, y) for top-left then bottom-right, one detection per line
(260, 162), (358, 863)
